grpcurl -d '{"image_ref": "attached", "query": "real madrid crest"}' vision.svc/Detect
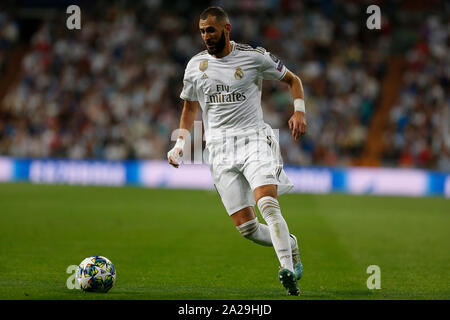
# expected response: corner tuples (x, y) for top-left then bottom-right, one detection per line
(199, 60), (208, 72)
(234, 67), (244, 80)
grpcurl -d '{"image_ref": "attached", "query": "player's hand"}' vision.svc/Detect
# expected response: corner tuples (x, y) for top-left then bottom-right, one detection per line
(288, 111), (307, 141)
(167, 138), (185, 168)
(167, 147), (183, 168)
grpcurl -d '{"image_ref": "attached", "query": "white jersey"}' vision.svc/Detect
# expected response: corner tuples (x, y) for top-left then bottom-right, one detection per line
(180, 41), (287, 143)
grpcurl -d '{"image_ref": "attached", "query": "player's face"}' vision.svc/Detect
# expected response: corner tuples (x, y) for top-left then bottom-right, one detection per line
(199, 16), (227, 55)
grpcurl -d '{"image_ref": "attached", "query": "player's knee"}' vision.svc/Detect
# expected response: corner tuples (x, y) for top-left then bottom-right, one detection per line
(236, 218), (259, 240)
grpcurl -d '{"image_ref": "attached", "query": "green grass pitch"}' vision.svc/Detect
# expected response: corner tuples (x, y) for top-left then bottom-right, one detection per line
(0, 182), (449, 300)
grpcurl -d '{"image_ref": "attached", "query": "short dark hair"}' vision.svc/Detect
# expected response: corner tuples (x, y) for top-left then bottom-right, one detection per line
(200, 6), (229, 23)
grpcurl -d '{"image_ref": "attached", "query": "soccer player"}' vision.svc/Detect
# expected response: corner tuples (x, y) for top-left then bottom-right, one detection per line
(167, 6), (307, 296)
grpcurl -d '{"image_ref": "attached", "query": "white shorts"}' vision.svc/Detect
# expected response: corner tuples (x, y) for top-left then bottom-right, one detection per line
(206, 123), (293, 215)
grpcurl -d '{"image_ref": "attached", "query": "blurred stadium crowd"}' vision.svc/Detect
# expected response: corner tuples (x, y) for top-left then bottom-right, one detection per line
(382, 14), (449, 170)
(0, 0), (448, 171)
(0, 8), (19, 79)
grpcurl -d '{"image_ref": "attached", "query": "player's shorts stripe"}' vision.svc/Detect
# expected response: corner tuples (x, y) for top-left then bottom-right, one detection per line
(267, 135), (283, 181)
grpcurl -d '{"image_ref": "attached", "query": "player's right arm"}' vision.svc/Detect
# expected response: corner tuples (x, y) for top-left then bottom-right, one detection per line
(167, 100), (200, 168)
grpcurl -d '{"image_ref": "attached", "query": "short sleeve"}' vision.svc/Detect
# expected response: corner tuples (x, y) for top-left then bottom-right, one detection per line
(180, 66), (198, 101)
(259, 51), (287, 81)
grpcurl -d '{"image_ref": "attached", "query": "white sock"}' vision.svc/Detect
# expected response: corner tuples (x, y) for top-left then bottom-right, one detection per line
(236, 218), (296, 249)
(257, 196), (294, 272)
(236, 218), (272, 246)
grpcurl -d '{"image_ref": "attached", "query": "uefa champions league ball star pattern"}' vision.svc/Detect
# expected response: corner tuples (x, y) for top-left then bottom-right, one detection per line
(76, 256), (116, 292)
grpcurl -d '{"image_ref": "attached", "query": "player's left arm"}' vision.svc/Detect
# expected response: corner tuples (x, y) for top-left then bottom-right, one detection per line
(280, 69), (307, 141)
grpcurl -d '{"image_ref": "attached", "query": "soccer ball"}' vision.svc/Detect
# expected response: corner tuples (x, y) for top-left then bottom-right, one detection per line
(76, 256), (116, 293)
